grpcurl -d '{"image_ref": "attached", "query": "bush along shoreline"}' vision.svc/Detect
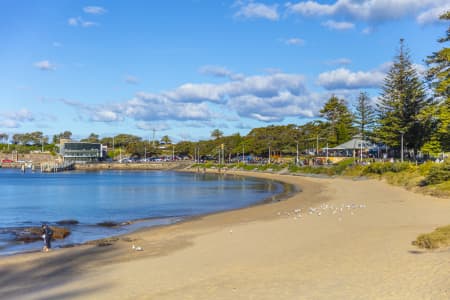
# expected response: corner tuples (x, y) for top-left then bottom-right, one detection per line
(193, 158), (449, 197)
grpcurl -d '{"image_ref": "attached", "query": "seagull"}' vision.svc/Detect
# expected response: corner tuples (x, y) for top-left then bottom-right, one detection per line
(132, 244), (143, 251)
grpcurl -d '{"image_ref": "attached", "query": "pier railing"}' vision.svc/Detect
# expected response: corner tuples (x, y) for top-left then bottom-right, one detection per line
(40, 161), (75, 173)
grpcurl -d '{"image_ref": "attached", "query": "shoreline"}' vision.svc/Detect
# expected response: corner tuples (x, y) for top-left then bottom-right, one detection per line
(0, 169), (295, 257)
(0, 170), (449, 299)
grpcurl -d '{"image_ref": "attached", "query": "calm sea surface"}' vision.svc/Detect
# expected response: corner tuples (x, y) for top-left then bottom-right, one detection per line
(0, 168), (282, 255)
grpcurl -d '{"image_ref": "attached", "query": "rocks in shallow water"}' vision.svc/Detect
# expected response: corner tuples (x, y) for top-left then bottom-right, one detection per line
(56, 219), (79, 225)
(97, 220), (131, 227)
(14, 226), (71, 243)
(97, 221), (119, 227)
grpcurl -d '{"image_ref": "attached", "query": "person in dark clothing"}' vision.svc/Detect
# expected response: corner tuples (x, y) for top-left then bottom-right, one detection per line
(41, 224), (53, 252)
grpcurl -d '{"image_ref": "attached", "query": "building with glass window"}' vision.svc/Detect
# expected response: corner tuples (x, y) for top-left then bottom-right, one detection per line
(60, 141), (105, 163)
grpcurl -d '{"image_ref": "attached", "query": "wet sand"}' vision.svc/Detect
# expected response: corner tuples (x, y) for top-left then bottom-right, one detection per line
(0, 171), (449, 299)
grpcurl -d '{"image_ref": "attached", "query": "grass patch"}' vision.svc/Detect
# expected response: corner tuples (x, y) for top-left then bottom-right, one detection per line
(412, 225), (450, 249)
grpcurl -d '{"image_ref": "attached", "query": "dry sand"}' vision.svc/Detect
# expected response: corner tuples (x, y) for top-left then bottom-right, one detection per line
(0, 171), (449, 300)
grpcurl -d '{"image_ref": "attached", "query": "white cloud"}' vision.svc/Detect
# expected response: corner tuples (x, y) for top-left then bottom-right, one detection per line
(417, 4), (450, 24)
(287, 0), (448, 24)
(0, 109), (35, 128)
(34, 60), (56, 71)
(117, 93), (215, 122)
(57, 70), (328, 124)
(68, 17), (98, 27)
(125, 75), (139, 85)
(228, 91), (320, 121)
(285, 37), (305, 46)
(52, 42), (62, 47)
(0, 120), (19, 128)
(322, 20), (354, 30)
(317, 67), (386, 90)
(165, 73), (306, 103)
(90, 110), (122, 122)
(83, 6), (107, 15)
(235, 2), (279, 21)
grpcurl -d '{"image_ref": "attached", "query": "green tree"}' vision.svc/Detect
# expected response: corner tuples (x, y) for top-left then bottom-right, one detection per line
(376, 39), (429, 154)
(320, 95), (354, 145)
(53, 131), (72, 144)
(113, 134), (142, 147)
(354, 92), (376, 140)
(81, 133), (100, 143)
(426, 11), (450, 99)
(211, 129), (224, 140)
(422, 11), (450, 153)
(0, 133), (8, 144)
(160, 135), (172, 145)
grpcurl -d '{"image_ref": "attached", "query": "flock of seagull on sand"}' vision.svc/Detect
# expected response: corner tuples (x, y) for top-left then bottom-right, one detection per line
(277, 203), (367, 221)
(131, 204), (368, 251)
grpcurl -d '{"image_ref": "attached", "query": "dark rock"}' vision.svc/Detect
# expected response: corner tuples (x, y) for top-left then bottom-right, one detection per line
(56, 219), (79, 225)
(15, 226), (71, 243)
(97, 221), (119, 227)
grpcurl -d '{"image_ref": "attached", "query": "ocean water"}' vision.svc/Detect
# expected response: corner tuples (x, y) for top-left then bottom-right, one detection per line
(0, 168), (282, 255)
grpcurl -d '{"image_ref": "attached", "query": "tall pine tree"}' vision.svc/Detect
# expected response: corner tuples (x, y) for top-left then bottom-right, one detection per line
(421, 11), (450, 154)
(354, 91), (376, 141)
(376, 39), (429, 154)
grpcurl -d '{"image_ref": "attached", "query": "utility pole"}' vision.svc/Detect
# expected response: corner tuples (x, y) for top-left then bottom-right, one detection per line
(296, 142), (299, 166)
(242, 145), (245, 163)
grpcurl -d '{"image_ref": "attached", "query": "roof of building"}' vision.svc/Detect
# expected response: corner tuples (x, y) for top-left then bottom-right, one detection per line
(330, 138), (377, 150)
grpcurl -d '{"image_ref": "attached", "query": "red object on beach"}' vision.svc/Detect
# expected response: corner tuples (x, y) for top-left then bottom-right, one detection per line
(1, 159), (13, 163)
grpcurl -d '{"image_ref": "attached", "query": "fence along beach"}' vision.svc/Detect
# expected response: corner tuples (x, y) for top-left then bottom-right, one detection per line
(0, 170), (449, 299)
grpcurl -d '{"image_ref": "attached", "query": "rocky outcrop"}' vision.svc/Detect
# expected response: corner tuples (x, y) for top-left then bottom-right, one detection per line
(14, 226), (71, 243)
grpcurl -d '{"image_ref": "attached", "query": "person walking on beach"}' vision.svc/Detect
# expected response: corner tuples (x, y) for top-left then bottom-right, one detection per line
(41, 224), (53, 252)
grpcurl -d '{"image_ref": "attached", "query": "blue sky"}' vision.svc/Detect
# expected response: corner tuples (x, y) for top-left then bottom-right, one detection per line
(1, 0), (449, 142)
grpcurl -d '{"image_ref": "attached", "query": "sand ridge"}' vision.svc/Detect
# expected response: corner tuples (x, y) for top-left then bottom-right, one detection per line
(0, 171), (449, 299)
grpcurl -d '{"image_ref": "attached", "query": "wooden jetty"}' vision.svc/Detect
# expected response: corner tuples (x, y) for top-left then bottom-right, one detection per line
(40, 162), (75, 173)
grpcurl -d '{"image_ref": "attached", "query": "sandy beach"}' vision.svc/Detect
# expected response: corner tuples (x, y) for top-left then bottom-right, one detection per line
(0, 171), (449, 300)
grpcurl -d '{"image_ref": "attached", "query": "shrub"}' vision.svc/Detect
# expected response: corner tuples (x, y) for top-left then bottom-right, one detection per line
(332, 158), (354, 175)
(363, 162), (411, 175)
(423, 160), (450, 185)
(413, 225), (450, 249)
